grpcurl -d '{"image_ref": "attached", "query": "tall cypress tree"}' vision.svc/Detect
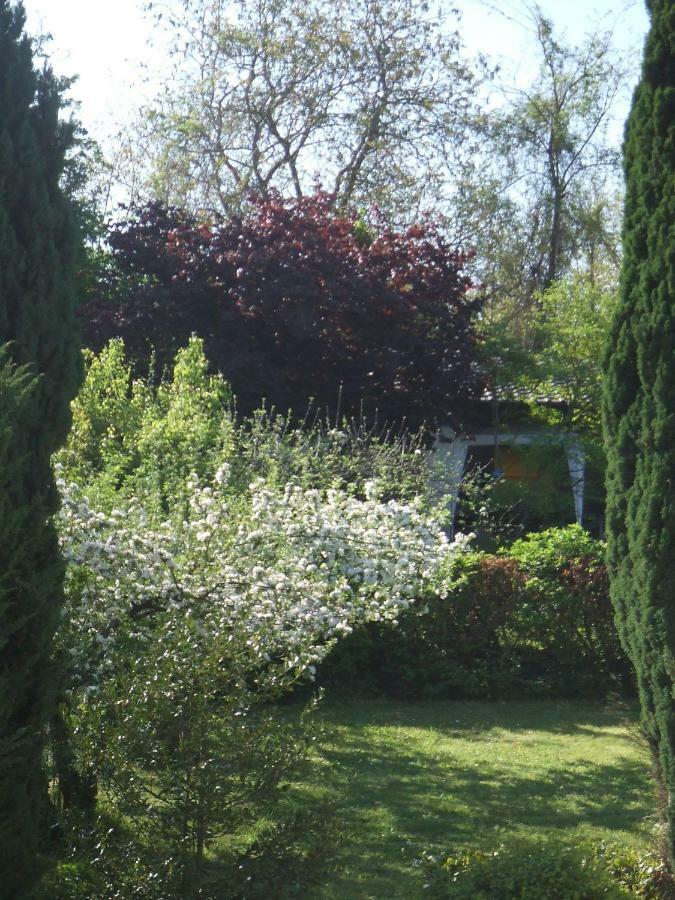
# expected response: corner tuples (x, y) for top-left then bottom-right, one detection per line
(602, 0), (674, 866)
(0, 1), (81, 893)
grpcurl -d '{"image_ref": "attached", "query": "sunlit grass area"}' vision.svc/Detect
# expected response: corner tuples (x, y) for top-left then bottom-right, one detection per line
(291, 700), (653, 899)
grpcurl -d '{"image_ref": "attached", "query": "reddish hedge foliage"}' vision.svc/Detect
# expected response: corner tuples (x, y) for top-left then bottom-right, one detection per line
(448, 556), (525, 664)
(81, 193), (483, 426)
(318, 547), (633, 700)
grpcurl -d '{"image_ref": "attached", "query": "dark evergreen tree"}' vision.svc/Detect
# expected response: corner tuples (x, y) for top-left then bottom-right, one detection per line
(0, 2), (81, 893)
(602, 0), (674, 866)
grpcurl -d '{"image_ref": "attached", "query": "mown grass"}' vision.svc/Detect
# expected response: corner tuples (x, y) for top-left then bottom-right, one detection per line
(289, 699), (654, 899)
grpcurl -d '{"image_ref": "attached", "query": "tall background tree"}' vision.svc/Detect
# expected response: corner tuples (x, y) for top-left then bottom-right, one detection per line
(452, 6), (627, 346)
(0, 1), (81, 892)
(602, 0), (674, 866)
(113, 0), (487, 220)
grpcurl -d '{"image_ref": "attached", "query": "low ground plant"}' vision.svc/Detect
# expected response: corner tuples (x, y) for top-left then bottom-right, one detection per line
(418, 837), (674, 899)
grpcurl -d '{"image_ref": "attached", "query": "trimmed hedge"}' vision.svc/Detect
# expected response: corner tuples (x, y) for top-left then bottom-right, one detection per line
(318, 527), (634, 699)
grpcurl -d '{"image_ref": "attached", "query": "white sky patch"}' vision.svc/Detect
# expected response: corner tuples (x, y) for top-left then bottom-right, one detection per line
(24, 0), (167, 138)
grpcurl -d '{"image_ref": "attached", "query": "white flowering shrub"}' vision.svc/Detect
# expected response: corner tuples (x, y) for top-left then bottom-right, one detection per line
(49, 337), (466, 895)
(54, 465), (459, 895)
(58, 472), (452, 681)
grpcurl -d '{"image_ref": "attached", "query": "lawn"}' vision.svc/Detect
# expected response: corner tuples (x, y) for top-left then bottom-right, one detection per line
(290, 700), (654, 899)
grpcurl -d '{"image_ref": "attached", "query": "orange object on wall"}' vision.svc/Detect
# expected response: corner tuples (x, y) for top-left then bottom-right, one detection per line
(495, 447), (541, 483)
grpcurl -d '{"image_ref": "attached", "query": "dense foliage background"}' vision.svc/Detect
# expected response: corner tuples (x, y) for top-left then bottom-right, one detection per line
(319, 525), (632, 701)
(1, 0), (671, 895)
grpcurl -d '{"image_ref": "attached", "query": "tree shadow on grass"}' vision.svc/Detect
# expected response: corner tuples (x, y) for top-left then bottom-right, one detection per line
(298, 701), (652, 899)
(319, 698), (641, 739)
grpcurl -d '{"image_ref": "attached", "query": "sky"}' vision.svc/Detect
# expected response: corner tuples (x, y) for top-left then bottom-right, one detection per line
(23, 0), (650, 147)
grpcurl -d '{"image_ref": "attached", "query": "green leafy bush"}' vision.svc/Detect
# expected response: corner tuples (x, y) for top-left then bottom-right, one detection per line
(505, 526), (633, 695)
(33, 860), (104, 900)
(418, 838), (629, 899)
(56, 337), (441, 515)
(58, 337), (234, 511)
(590, 843), (675, 899)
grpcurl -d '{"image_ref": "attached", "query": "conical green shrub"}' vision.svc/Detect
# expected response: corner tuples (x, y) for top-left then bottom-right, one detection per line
(602, 0), (675, 866)
(0, 2), (81, 893)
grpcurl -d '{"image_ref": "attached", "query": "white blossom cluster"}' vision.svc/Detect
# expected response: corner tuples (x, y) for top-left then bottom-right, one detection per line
(57, 469), (466, 688)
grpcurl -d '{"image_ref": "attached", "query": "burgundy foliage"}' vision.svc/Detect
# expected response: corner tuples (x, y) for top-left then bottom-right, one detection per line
(81, 193), (483, 426)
